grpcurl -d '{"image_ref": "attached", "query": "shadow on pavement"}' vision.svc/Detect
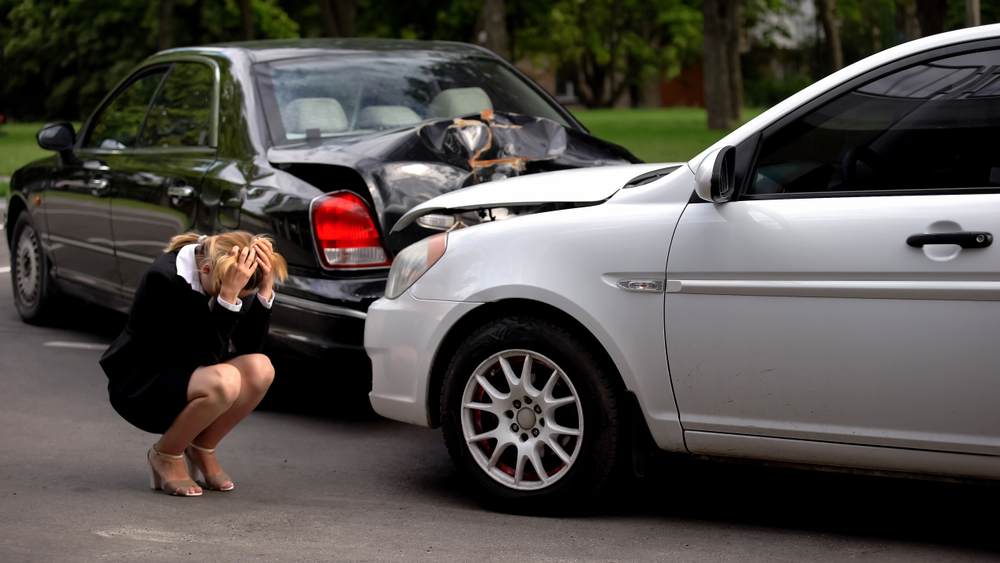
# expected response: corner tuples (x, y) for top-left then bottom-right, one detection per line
(260, 353), (378, 421)
(592, 454), (999, 552)
(43, 298), (128, 341)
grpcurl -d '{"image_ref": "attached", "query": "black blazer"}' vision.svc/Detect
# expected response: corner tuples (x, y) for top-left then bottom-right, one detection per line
(100, 248), (272, 403)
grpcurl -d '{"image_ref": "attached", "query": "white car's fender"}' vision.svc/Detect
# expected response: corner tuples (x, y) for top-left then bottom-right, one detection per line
(407, 165), (696, 452)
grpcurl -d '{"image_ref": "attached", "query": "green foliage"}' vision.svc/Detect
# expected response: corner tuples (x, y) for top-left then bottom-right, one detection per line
(517, 0), (702, 108)
(743, 73), (812, 107)
(0, 0), (298, 122)
(944, 0), (1000, 28)
(1, 0), (157, 121)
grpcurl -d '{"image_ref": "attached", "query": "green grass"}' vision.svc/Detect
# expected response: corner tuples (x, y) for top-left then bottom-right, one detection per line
(0, 123), (53, 178)
(2, 122), (82, 199)
(574, 107), (764, 163)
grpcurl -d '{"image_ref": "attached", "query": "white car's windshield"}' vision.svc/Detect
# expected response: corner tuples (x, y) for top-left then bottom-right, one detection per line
(256, 54), (572, 145)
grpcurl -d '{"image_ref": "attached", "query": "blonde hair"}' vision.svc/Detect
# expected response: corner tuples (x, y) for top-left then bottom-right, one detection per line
(166, 231), (288, 293)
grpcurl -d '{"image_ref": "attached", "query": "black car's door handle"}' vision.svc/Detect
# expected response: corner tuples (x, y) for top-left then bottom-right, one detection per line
(167, 186), (195, 198)
(906, 232), (993, 249)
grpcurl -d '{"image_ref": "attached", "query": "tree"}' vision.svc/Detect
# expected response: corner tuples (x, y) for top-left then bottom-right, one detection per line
(815, 0), (843, 73)
(967, 0), (981, 26)
(317, 0), (358, 37)
(916, 0), (947, 35)
(483, 0), (509, 58)
(725, 0), (742, 121)
(159, 0), (175, 51)
(702, 0), (736, 129)
(236, 0), (254, 39)
(518, 0), (702, 108)
(0, 0), (298, 121)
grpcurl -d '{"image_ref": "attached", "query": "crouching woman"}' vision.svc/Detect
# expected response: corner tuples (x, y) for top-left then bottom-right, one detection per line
(100, 231), (287, 496)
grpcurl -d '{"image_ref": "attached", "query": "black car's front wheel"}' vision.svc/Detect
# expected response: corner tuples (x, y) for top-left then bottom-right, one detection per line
(10, 212), (55, 323)
(441, 317), (620, 503)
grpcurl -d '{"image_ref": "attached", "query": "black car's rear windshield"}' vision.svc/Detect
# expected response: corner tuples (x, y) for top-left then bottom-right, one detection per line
(255, 53), (573, 146)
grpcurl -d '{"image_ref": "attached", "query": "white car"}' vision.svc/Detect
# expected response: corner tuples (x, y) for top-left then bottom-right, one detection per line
(364, 24), (1000, 502)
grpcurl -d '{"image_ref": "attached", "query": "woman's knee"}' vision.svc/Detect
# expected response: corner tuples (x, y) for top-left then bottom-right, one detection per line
(240, 354), (275, 394)
(193, 364), (242, 405)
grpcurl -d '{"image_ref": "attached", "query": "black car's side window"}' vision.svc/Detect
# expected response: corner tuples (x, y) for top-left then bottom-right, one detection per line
(748, 48), (1000, 197)
(85, 71), (167, 150)
(137, 62), (214, 148)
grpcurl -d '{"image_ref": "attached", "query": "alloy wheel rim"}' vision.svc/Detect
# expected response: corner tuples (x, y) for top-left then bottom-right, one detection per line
(460, 349), (583, 491)
(16, 226), (40, 307)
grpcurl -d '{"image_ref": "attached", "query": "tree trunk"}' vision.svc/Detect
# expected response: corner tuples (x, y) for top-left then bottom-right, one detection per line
(725, 0), (742, 122)
(332, 0), (358, 37)
(236, 0), (254, 40)
(916, 0), (947, 36)
(903, 3), (921, 41)
(158, 0), (175, 51)
(814, 0), (843, 74)
(483, 0), (508, 59)
(580, 52), (608, 108)
(702, 0), (732, 130)
(318, 0), (339, 37)
(966, 0), (981, 27)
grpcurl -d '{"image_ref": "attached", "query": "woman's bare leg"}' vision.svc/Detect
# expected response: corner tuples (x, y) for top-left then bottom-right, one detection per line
(149, 364), (242, 494)
(185, 354), (275, 478)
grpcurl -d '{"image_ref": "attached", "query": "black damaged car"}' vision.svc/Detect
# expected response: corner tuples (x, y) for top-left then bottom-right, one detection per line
(4, 38), (639, 369)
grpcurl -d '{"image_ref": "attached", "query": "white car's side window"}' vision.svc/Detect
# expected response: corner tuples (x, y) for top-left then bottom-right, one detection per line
(747, 48), (1000, 197)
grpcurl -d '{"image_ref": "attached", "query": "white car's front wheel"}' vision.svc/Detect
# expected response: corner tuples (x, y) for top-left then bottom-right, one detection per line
(441, 317), (620, 503)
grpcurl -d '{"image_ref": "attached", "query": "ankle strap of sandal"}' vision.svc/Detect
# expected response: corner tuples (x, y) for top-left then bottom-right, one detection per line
(152, 445), (184, 459)
(189, 443), (216, 453)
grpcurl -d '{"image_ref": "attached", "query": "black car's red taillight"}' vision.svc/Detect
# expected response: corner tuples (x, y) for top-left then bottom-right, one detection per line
(311, 192), (392, 269)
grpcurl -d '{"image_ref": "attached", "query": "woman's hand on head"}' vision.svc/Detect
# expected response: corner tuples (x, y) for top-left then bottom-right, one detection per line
(253, 238), (276, 302)
(219, 245), (257, 305)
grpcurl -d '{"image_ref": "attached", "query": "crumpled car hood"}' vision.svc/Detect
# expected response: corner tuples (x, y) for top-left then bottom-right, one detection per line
(392, 162), (681, 232)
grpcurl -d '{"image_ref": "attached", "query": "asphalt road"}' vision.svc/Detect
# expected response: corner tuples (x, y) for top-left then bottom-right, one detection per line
(1, 217), (999, 562)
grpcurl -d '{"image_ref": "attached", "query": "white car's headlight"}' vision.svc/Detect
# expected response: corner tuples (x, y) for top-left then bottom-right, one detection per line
(384, 233), (448, 299)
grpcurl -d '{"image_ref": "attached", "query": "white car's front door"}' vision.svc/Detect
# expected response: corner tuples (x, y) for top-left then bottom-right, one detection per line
(664, 45), (1000, 459)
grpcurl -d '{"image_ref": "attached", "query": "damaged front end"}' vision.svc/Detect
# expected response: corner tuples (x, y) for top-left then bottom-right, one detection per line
(270, 111), (640, 253)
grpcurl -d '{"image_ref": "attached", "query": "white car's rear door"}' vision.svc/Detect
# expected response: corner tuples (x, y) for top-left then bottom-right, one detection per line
(664, 45), (1000, 458)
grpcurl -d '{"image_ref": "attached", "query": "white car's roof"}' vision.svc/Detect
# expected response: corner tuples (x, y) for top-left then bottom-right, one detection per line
(688, 23), (1000, 173)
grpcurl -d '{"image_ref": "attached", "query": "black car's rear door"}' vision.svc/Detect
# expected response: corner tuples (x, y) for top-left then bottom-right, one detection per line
(45, 68), (168, 297)
(111, 61), (218, 295)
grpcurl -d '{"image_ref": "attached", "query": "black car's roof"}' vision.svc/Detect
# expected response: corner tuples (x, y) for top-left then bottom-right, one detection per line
(151, 38), (495, 64)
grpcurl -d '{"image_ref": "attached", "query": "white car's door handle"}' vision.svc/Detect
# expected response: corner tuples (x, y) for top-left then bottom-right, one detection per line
(907, 232), (992, 249)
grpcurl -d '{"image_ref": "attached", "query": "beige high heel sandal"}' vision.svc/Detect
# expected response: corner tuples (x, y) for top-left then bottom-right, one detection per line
(148, 446), (202, 497)
(184, 443), (235, 491)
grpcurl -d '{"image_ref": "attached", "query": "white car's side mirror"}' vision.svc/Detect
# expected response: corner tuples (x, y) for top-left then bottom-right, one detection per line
(694, 145), (736, 203)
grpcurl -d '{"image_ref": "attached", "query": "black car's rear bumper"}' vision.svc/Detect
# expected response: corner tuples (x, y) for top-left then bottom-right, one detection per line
(264, 273), (384, 366)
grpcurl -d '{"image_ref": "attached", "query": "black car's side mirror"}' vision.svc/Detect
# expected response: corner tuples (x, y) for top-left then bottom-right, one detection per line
(37, 122), (76, 151)
(37, 122), (80, 165)
(694, 145), (736, 203)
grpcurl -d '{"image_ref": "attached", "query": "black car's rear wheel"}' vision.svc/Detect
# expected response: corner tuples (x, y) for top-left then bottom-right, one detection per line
(11, 212), (56, 323)
(441, 317), (620, 504)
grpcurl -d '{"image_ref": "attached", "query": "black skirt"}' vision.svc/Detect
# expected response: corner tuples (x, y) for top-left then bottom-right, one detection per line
(109, 363), (199, 434)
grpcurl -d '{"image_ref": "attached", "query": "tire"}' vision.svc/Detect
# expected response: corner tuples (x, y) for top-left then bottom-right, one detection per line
(10, 211), (56, 324)
(441, 316), (620, 505)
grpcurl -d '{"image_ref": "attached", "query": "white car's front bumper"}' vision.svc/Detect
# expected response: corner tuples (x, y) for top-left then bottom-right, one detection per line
(364, 291), (481, 427)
